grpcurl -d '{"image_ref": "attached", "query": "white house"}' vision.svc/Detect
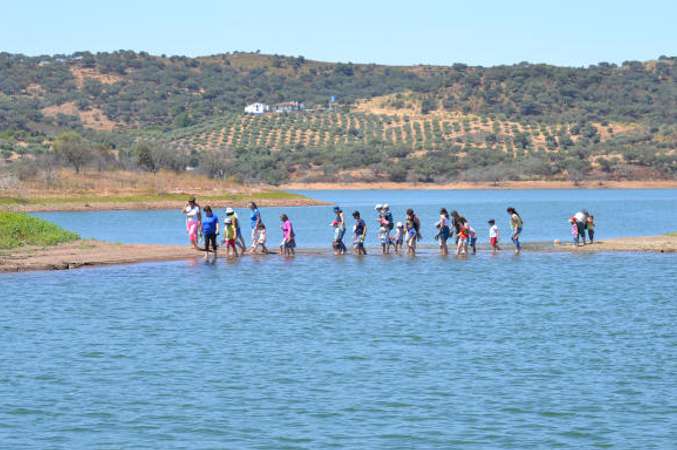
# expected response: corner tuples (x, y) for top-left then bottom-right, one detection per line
(244, 103), (269, 115)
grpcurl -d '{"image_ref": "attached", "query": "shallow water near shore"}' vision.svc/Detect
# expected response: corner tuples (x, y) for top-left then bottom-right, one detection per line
(3, 189), (677, 448)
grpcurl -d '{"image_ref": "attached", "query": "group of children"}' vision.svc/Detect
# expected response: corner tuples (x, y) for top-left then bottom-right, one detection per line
(330, 204), (523, 256)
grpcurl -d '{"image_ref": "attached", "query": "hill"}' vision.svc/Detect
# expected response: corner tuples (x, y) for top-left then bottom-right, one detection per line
(0, 51), (675, 184)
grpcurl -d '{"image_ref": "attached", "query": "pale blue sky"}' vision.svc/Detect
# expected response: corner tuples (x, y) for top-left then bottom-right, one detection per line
(4, 0), (675, 66)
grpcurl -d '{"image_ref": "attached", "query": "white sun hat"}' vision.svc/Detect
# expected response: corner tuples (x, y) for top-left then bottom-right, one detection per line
(225, 207), (234, 214)
(374, 204), (383, 210)
(382, 203), (390, 209)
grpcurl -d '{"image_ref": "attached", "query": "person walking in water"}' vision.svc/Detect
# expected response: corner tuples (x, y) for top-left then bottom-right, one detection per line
(507, 207), (523, 254)
(332, 206), (347, 255)
(201, 206), (220, 260)
(223, 216), (238, 258)
(435, 208), (451, 255)
(252, 222), (269, 254)
(280, 214), (296, 256)
(352, 211), (367, 255)
(182, 197), (201, 250)
(488, 219), (501, 252)
(225, 208), (247, 253)
(405, 209), (421, 256)
(248, 202), (263, 253)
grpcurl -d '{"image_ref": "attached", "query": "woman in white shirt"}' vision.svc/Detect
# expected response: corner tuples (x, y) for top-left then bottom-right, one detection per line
(182, 197), (201, 249)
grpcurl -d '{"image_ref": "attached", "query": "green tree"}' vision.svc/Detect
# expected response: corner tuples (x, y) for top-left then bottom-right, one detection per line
(53, 132), (92, 174)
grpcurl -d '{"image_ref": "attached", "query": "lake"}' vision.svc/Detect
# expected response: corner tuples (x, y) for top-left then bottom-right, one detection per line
(2, 189), (676, 449)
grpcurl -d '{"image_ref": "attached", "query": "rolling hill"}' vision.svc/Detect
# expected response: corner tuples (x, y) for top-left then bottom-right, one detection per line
(0, 51), (675, 183)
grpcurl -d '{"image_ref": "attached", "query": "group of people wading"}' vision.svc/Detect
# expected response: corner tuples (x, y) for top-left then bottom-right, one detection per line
(183, 197), (526, 259)
(330, 204), (523, 256)
(182, 198), (295, 260)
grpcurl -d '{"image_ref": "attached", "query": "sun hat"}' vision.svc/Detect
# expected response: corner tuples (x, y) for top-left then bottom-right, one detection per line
(225, 207), (234, 215)
(396, 221), (403, 228)
(382, 203), (389, 209)
(374, 204), (383, 210)
(333, 206), (340, 212)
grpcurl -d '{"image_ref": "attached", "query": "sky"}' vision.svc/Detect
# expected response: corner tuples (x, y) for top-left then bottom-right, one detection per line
(4, 0), (676, 67)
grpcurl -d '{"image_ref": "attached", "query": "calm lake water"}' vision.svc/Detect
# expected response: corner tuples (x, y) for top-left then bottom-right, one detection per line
(2, 189), (677, 449)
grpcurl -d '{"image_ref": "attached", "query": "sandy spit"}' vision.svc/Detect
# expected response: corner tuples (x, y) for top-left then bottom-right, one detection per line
(2, 235), (675, 273)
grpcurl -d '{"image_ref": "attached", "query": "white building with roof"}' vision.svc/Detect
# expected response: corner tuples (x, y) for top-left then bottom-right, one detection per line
(244, 103), (269, 115)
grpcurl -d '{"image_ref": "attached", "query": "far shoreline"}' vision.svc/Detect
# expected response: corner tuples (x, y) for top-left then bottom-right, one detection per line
(283, 180), (677, 191)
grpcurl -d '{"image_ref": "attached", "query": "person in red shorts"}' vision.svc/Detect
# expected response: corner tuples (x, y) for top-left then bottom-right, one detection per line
(488, 219), (501, 252)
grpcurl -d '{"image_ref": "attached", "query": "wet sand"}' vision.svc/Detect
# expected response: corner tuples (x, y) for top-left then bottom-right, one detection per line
(2, 234), (675, 273)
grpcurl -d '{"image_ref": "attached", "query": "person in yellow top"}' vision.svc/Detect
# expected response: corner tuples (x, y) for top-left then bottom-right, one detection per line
(222, 216), (238, 257)
(506, 207), (523, 254)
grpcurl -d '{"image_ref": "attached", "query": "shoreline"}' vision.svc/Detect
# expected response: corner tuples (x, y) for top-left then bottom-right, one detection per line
(2, 235), (675, 273)
(282, 180), (677, 191)
(0, 197), (328, 213)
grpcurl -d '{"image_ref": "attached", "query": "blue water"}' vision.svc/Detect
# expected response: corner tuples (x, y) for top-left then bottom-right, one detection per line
(33, 189), (677, 246)
(2, 190), (677, 449)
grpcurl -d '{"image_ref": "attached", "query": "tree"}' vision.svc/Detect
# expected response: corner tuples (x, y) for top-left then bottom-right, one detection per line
(133, 141), (160, 173)
(53, 132), (92, 174)
(199, 148), (232, 179)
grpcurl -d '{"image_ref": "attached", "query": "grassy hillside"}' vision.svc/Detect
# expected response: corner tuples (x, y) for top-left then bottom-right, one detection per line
(0, 51), (675, 184)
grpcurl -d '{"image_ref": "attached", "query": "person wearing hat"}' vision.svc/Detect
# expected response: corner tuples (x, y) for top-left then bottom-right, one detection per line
(182, 197), (201, 250)
(225, 207), (247, 253)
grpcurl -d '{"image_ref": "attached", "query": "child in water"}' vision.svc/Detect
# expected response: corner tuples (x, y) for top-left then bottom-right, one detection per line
(394, 222), (405, 254)
(378, 223), (389, 254)
(252, 222), (269, 254)
(456, 222), (469, 256)
(467, 223), (478, 255)
(223, 217), (238, 257)
(405, 219), (417, 255)
(488, 219), (500, 252)
(570, 217), (580, 246)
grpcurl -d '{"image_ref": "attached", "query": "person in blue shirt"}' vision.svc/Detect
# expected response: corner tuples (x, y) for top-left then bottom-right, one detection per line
(248, 202), (263, 252)
(201, 206), (220, 259)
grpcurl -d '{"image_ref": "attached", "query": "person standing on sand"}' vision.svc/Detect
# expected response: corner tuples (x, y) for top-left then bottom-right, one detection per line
(352, 211), (367, 255)
(248, 202), (263, 252)
(280, 214), (296, 256)
(507, 207), (523, 254)
(182, 197), (202, 250)
(201, 206), (219, 259)
(574, 210), (588, 245)
(587, 214), (596, 243)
